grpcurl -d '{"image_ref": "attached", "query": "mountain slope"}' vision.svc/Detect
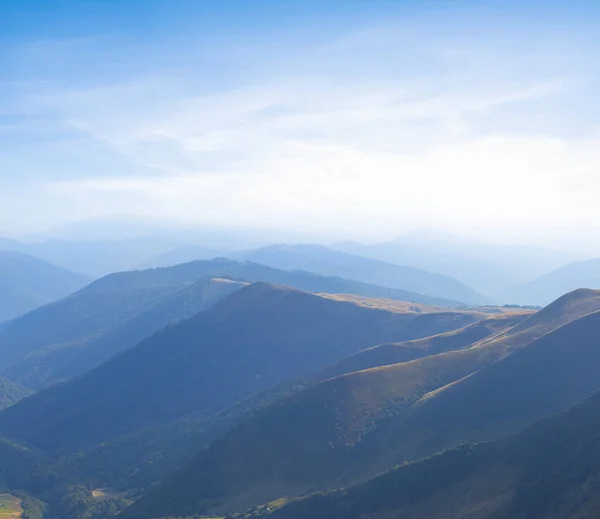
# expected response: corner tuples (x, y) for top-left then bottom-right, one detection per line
(2, 278), (246, 388)
(130, 289), (600, 516)
(359, 308), (600, 473)
(0, 258), (460, 389)
(257, 387), (600, 519)
(0, 377), (32, 411)
(0, 283), (484, 455)
(316, 312), (528, 380)
(333, 230), (577, 301)
(511, 258), (600, 306)
(0, 250), (89, 322)
(243, 244), (486, 305)
(0, 237), (185, 277)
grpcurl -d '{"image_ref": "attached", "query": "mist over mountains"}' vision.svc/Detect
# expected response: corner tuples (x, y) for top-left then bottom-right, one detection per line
(4, 0), (600, 517)
(1, 222), (600, 519)
(3, 220), (597, 306)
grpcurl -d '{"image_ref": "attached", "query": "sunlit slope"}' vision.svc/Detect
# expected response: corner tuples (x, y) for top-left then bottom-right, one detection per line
(263, 387), (600, 519)
(0, 283), (482, 454)
(127, 289), (600, 517)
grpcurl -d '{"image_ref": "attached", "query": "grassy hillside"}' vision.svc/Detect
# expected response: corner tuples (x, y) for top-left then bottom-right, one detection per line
(2, 278), (245, 388)
(243, 244), (487, 305)
(0, 379), (32, 412)
(0, 438), (46, 493)
(128, 289), (600, 517)
(0, 283), (483, 455)
(253, 388), (600, 519)
(355, 308), (600, 478)
(316, 312), (528, 380)
(0, 251), (89, 322)
(0, 494), (21, 519)
(0, 258), (469, 389)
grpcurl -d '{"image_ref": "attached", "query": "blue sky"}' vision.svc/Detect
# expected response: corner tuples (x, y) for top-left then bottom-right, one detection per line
(2, 0), (600, 249)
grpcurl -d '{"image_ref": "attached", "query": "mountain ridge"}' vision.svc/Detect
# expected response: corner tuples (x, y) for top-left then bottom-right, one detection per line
(0, 282), (484, 455)
(128, 289), (600, 517)
(0, 250), (90, 322)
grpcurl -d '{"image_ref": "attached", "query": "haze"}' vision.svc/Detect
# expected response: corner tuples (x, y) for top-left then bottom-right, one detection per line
(2, 0), (600, 252)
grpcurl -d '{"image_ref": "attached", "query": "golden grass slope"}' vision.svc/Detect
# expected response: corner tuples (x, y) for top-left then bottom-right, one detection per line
(0, 495), (21, 519)
(127, 289), (600, 518)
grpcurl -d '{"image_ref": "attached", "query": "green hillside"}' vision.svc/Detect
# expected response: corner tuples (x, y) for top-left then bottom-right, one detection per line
(0, 251), (89, 323)
(126, 289), (600, 517)
(254, 387), (600, 519)
(2, 278), (245, 388)
(0, 283), (482, 456)
(316, 312), (528, 380)
(0, 378), (32, 412)
(0, 258), (467, 389)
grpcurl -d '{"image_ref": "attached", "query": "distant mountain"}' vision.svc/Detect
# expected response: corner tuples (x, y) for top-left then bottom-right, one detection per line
(130, 289), (600, 517)
(135, 245), (232, 269)
(0, 283), (485, 455)
(255, 387), (600, 519)
(0, 250), (89, 322)
(0, 377), (32, 411)
(510, 258), (600, 306)
(242, 244), (486, 305)
(333, 230), (578, 302)
(3, 238), (184, 277)
(0, 258), (471, 389)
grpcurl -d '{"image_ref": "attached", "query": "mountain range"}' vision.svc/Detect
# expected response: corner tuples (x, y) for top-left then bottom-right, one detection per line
(333, 230), (580, 302)
(0, 250), (89, 322)
(0, 283), (485, 454)
(0, 258), (471, 389)
(239, 244), (487, 305)
(2, 235), (600, 519)
(125, 289), (600, 517)
(509, 258), (600, 306)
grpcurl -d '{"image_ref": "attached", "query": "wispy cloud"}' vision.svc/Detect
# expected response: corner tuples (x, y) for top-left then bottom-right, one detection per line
(2, 9), (600, 244)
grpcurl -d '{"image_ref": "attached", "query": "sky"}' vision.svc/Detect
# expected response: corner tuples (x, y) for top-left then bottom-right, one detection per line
(2, 0), (600, 250)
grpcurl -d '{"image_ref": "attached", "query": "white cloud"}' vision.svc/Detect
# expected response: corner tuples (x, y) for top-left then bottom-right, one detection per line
(49, 133), (600, 238)
(4, 16), (600, 247)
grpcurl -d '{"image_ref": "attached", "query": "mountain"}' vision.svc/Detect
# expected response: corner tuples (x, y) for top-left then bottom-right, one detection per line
(6, 238), (184, 277)
(252, 387), (600, 519)
(0, 283), (485, 456)
(135, 245), (233, 269)
(0, 377), (32, 411)
(1, 277), (246, 388)
(0, 437), (46, 492)
(0, 258), (469, 389)
(315, 312), (529, 380)
(128, 289), (600, 517)
(242, 244), (487, 305)
(333, 230), (578, 302)
(510, 258), (600, 306)
(0, 250), (90, 322)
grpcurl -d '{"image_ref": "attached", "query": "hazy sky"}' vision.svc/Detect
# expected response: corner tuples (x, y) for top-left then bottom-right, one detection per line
(2, 0), (600, 249)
